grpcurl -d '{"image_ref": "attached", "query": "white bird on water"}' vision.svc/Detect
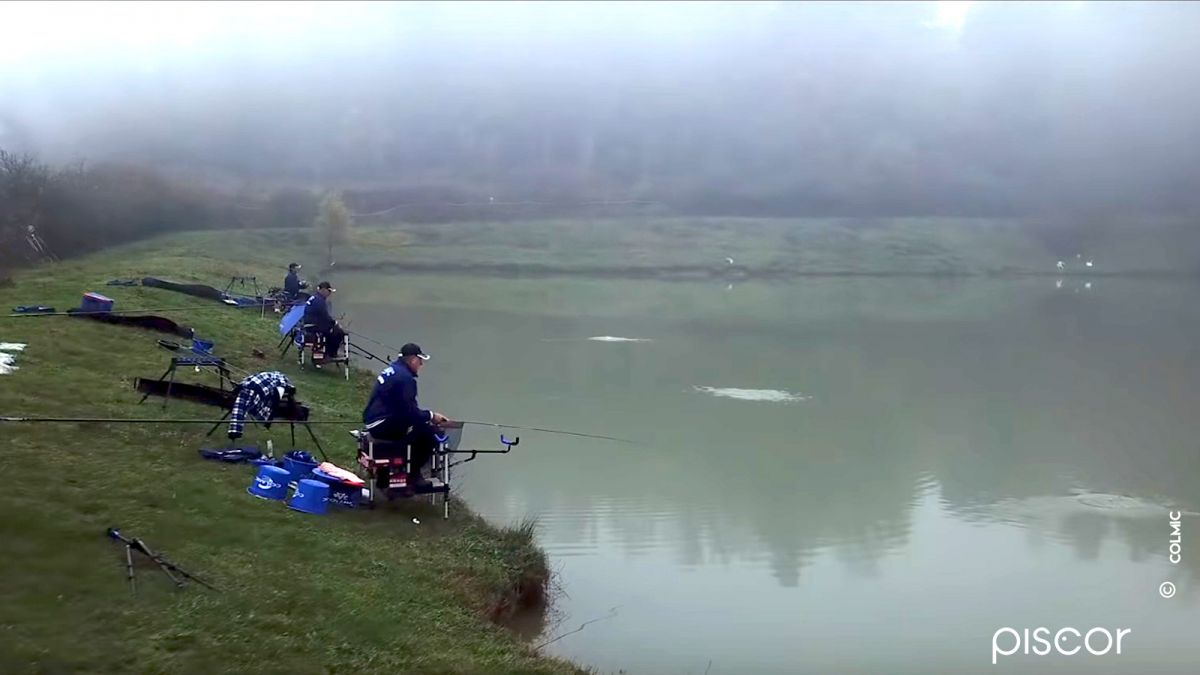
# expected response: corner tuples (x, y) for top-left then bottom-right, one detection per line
(725, 257), (735, 265)
(1056, 260), (1065, 271)
(1056, 279), (1063, 289)
(1085, 259), (1094, 268)
(1085, 281), (1092, 289)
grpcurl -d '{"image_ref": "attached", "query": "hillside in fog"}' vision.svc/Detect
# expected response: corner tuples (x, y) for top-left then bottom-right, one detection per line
(3, 1), (1200, 217)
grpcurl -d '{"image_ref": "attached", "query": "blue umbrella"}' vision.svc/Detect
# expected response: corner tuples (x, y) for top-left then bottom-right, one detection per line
(279, 303), (305, 336)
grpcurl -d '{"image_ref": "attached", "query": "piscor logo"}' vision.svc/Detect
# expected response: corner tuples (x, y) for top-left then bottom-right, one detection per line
(992, 627), (1130, 664)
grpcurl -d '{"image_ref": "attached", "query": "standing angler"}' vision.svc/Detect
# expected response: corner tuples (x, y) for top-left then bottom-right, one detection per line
(362, 343), (450, 489)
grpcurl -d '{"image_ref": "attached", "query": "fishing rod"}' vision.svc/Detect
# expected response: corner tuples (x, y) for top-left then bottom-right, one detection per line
(0, 416), (358, 425)
(5, 303), (269, 319)
(346, 330), (403, 355)
(348, 343), (390, 366)
(461, 420), (632, 444)
(1, 416), (632, 442)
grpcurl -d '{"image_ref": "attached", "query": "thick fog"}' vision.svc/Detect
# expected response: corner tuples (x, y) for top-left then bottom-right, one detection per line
(2, 1), (1199, 216)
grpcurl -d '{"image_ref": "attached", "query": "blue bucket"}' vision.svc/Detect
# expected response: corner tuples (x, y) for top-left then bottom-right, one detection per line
(312, 468), (361, 509)
(247, 465), (290, 500)
(283, 455), (317, 482)
(287, 479), (329, 515)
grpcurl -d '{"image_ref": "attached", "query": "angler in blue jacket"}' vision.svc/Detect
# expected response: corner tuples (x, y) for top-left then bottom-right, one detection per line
(363, 343), (450, 487)
(283, 262), (308, 301)
(301, 281), (346, 359)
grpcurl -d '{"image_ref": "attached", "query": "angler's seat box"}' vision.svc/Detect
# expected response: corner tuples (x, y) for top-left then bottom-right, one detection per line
(355, 434), (410, 494)
(297, 323), (350, 380)
(80, 292), (114, 313)
(352, 426), (453, 514)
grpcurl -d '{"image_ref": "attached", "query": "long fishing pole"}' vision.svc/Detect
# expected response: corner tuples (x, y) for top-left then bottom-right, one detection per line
(346, 330), (402, 355)
(461, 420), (632, 444)
(5, 303), (271, 319)
(2, 416), (630, 443)
(348, 343), (390, 366)
(0, 416), (358, 425)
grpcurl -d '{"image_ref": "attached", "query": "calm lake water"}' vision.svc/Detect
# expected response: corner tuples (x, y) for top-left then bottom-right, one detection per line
(339, 273), (1200, 674)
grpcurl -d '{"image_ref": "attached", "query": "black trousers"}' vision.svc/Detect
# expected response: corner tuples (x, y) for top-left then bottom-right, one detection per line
(319, 325), (346, 358)
(367, 418), (438, 478)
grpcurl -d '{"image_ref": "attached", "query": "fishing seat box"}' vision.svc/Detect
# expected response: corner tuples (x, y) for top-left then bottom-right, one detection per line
(355, 434), (410, 491)
(81, 292), (114, 313)
(311, 468), (361, 509)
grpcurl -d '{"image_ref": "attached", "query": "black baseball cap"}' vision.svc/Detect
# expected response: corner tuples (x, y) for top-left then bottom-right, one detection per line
(288, 262), (301, 270)
(317, 281), (335, 291)
(400, 343), (430, 361)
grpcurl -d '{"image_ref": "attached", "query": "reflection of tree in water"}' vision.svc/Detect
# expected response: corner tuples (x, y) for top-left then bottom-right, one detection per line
(687, 431), (921, 588)
(463, 326), (929, 589)
(475, 426), (923, 588)
(908, 293), (1200, 599)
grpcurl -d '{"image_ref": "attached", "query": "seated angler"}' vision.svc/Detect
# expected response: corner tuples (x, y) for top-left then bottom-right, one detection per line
(362, 343), (450, 489)
(228, 371), (296, 440)
(283, 262), (308, 302)
(302, 280), (346, 360)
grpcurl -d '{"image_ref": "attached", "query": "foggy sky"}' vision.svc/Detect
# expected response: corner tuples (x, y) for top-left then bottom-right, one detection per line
(2, 1), (1199, 216)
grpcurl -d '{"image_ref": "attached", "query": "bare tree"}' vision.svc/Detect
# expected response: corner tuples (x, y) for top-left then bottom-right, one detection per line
(0, 150), (54, 264)
(313, 190), (352, 268)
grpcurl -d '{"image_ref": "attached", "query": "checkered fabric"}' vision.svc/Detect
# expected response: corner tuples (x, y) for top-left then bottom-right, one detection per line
(228, 371), (293, 437)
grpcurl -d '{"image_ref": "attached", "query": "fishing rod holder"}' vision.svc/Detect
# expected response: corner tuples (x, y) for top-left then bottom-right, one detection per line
(106, 527), (218, 594)
(223, 276), (267, 317)
(442, 434), (518, 470)
(137, 355), (235, 409)
(223, 276), (261, 299)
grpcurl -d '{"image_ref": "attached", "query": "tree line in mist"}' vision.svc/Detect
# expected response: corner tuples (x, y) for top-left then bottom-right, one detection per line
(0, 149), (359, 271)
(4, 2), (1199, 219)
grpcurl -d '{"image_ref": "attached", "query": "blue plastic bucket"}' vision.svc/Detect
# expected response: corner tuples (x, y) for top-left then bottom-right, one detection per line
(283, 455), (317, 482)
(247, 465), (289, 500)
(311, 468), (361, 509)
(287, 479), (329, 515)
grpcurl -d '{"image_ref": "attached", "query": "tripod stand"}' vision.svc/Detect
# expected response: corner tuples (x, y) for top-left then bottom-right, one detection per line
(201, 388), (329, 462)
(106, 527), (219, 594)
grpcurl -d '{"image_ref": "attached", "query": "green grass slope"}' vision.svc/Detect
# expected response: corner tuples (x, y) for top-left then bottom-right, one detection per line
(0, 244), (579, 674)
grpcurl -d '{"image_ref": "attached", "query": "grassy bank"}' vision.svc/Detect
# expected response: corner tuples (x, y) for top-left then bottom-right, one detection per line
(0, 246), (580, 673)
